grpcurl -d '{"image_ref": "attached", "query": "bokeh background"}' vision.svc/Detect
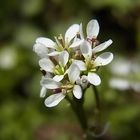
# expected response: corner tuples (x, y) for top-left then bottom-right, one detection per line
(0, 0), (140, 140)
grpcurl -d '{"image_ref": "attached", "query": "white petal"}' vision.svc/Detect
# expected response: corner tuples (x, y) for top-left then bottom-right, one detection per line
(44, 73), (53, 78)
(92, 39), (113, 53)
(87, 72), (101, 86)
(68, 63), (80, 84)
(80, 41), (92, 59)
(87, 19), (99, 39)
(73, 85), (82, 99)
(109, 78), (130, 90)
(110, 58), (131, 76)
(94, 52), (113, 66)
(33, 43), (48, 58)
(40, 78), (61, 89)
(65, 24), (79, 43)
(40, 86), (47, 98)
(69, 39), (84, 48)
(73, 60), (86, 71)
(53, 75), (64, 82)
(39, 58), (54, 73)
(47, 51), (61, 56)
(79, 23), (84, 39)
(36, 37), (55, 49)
(58, 51), (69, 67)
(44, 93), (65, 107)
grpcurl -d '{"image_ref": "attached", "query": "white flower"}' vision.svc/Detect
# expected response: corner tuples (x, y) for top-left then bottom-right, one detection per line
(110, 57), (131, 76)
(109, 78), (140, 92)
(39, 51), (69, 82)
(33, 19), (114, 108)
(40, 63), (82, 107)
(40, 77), (65, 107)
(74, 40), (113, 87)
(68, 63), (82, 99)
(34, 24), (84, 57)
(109, 78), (130, 91)
(80, 19), (113, 52)
(109, 57), (140, 92)
(0, 47), (17, 69)
(69, 21), (113, 88)
(76, 75), (89, 89)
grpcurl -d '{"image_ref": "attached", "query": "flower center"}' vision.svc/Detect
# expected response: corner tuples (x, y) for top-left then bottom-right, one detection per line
(85, 60), (96, 72)
(54, 65), (65, 75)
(54, 36), (64, 51)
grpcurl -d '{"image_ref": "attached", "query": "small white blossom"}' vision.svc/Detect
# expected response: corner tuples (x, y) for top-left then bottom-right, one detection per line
(109, 78), (131, 91)
(73, 19), (113, 87)
(39, 51), (69, 82)
(75, 39), (113, 86)
(41, 77), (65, 107)
(109, 57), (140, 92)
(33, 19), (113, 107)
(76, 75), (89, 89)
(40, 63), (81, 107)
(34, 24), (84, 57)
(68, 63), (82, 99)
(109, 78), (140, 92)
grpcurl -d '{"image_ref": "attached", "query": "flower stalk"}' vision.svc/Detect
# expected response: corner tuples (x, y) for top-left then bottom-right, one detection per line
(33, 19), (114, 139)
(66, 94), (88, 131)
(67, 87), (104, 140)
(92, 85), (100, 111)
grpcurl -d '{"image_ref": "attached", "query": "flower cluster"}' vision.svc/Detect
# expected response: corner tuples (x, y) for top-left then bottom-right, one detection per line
(33, 19), (113, 107)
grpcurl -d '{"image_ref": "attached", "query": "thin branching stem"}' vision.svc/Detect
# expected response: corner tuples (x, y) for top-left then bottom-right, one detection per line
(92, 85), (100, 111)
(66, 87), (104, 140)
(66, 94), (88, 131)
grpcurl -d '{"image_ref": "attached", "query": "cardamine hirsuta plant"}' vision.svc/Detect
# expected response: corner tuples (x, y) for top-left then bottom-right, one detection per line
(33, 19), (113, 139)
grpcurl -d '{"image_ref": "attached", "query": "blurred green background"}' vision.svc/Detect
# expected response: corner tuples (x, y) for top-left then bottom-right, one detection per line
(0, 0), (140, 140)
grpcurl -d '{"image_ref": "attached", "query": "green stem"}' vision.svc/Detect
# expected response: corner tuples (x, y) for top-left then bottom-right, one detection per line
(66, 87), (102, 140)
(73, 97), (88, 130)
(92, 85), (100, 111)
(66, 95), (88, 131)
(91, 85), (102, 136)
